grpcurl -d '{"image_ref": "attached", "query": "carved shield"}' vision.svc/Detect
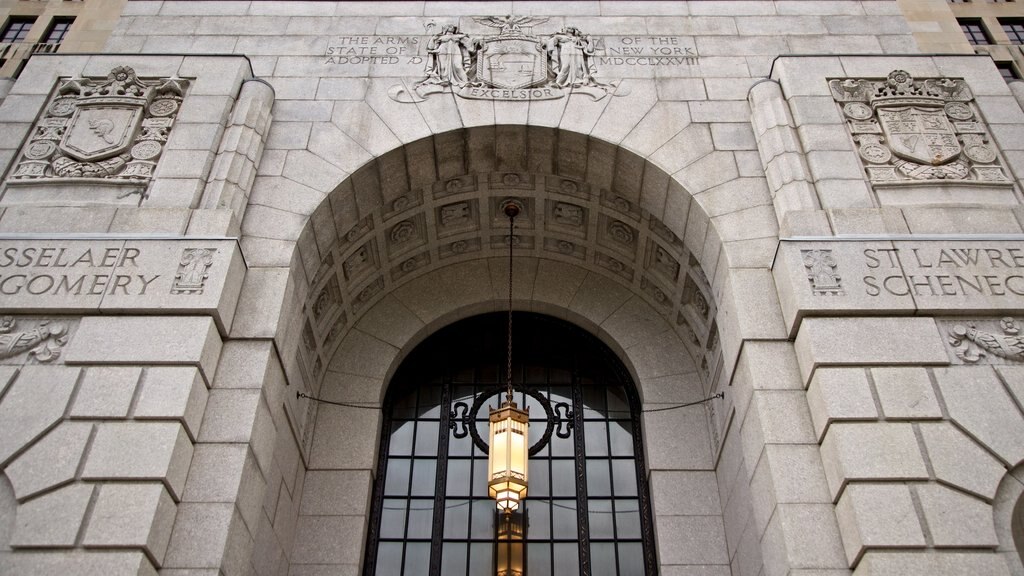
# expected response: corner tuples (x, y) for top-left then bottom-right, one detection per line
(60, 104), (143, 162)
(477, 38), (547, 89)
(877, 106), (961, 165)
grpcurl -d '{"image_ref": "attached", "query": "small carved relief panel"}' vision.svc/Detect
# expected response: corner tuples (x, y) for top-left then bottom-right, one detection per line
(829, 70), (1009, 186)
(0, 317), (72, 364)
(8, 67), (188, 188)
(940, 316), (1024, 364)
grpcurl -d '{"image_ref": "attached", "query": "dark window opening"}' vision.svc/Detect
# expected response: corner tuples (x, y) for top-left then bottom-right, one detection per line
(1, 17), (36, 43)
(43, 17), (73, 45)
(364, 312), (657, 576)
(998, 61), (1020, 82)
(1001, 18), (1024, 44)
(960, 19), (992, 45)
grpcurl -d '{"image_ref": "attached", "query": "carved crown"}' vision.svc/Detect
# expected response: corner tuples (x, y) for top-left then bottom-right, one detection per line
(829, 70), (972, 108)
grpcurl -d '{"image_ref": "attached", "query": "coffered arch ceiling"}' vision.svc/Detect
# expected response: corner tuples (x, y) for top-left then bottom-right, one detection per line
(276, 125), (774, 418)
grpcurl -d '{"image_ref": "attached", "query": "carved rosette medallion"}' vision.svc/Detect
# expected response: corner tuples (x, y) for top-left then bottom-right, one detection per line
(9, 66), (188, 187)
(171, 248), (216, 295)
(388, 16), (627, 102)
(0, 317), (69, 363)
(942, 317), (1024, 364)
(829, 70), (1008, 186)
(801, 249), (844, 296)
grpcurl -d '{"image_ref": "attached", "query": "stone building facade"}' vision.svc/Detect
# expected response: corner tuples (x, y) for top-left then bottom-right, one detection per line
(0, 1), (1023, 575)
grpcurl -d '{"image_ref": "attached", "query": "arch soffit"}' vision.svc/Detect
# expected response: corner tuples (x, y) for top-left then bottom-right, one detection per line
(262, 126), (761, 404)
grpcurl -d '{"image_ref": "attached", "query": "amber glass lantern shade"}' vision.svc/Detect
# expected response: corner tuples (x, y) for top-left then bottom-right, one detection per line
(488, 400), (529, 512)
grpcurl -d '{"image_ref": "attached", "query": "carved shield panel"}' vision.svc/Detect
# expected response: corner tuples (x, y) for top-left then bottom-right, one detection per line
(877, 106), (961, 165)
(60, 105), (143, 162)
(477, 38), (547, 89)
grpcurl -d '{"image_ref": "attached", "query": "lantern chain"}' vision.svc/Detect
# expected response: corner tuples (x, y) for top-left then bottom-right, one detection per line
(506, 207), (515, 405)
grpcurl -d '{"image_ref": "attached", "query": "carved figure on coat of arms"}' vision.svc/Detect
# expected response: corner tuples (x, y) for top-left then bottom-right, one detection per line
(8, 66), (188, 191)
(829, 70), (1008, 186)
(391, 16), (625, 102)
(0, 317), (69, 363)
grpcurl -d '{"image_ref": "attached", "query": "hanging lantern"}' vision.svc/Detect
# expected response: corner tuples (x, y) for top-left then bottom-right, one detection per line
(488, 399), (529, 512)
(489, 199), (528, 513)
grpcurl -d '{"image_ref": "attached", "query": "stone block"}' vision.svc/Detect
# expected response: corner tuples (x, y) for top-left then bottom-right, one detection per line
(199, 389), (262, 443)
(870, 367), (941, 420)
(650, 471), (721, 517)
(920, 422), (1005, 501)
(834, 483), (925, 565)
(65, 316), (223, 385)
(309, 404), (381, 471)
(762, 503), (848, 575)
(135, 367), (209, 440)
(163, 503), (236, 569)
(806, 368), (877, 440)
(0, 551), (157, 576)
(83, 422), (195, 500)
(0, 365), (79, 467)
(299, 470), (373, 517)
(654, 515), (730, 565)
(934, 367), (1024, 466)
(914, 483), (997, 548)
(854, 551), (1011, 576)
(819, 423), (928, 500)
(5, 422), (91, 500)
(84, 483), (178, 566)
(794, 317), (947, 385)
(10, 483), (93, 547)
(291, 515), (365, 565)
(71, 366), (142, 419)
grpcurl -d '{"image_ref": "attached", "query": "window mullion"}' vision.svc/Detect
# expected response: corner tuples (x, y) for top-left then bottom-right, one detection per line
(571, 372), (591, 576)
(428, 379), (453, 575)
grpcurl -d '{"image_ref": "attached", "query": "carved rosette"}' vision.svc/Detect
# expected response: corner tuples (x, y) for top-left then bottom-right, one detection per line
(940, 316), (1024, 364)
(9, 66), (188, 188)
(829, 70), (1008, 186)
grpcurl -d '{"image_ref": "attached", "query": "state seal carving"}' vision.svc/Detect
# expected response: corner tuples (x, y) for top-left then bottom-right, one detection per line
(829, 70), (1009, 186)
(389, 16), (627, 102)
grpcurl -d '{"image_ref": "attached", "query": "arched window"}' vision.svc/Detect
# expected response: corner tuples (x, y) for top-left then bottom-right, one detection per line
(364, 313), (657, 576)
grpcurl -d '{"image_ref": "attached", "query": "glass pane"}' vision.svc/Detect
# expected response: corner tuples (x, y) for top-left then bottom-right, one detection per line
(410, 459), (436, 497)
(588, 499), (614, 539)
(551, 460), (576, 497)
(553, 543), (580, 576)
(525, 364), (546, 383)
(551, 499), (577, 539)
(403, 542), (430, 576)
(389, 421), (414, 455)
(618, 542), (645, 576)
(414, 421), (439, 456)
(615, 499), (642, 539)
(612, 459), (638, 497)
(375, 542), (403, 575)
(472, 458), (488, 497)
(524, 499), (550, 540)
(582, 385), (607, 418)
(393, 392), (418, 419)
(442, 542), (468, 575)
(406, 501), (433, 539)
(549, 427), (574, 457)
(587, 460), (611, 497)
(591, 542), (617, 576)
(385, 459), (410, 496)
(449, 431), (473, 457)
(584, 421), (608, 456)
(527, 543), (552, 576)
(549, 385), (572, 406)
(420, 385), (442, 418)
(608, 420), (634, 456)
(469, 542), (494, 573)
(380, 498), (407, 539)
(471, 499), (496, 539)
(606, 386), (629, 418)
(443, 499), (469, 539)
(530, 460), (550, 497)
(446, 459), (471, 496)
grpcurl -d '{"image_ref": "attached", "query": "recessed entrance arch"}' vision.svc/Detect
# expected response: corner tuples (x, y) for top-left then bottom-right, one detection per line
(257, 124), (778, 574)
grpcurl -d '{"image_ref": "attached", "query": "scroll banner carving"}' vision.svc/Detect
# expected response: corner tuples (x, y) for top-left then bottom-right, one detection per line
(941, 317), (1024, 364)
(0, 239), (243, 332)
(774, 240), (1024, 331)
(6, 66), (188, 195)
(388, 16), (630, 102)
(829, 70), (1009, 186)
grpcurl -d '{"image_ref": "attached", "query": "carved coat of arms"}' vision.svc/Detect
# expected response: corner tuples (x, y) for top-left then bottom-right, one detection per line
(389, 16), (625, 102)
(829, 70), (1008, 185)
